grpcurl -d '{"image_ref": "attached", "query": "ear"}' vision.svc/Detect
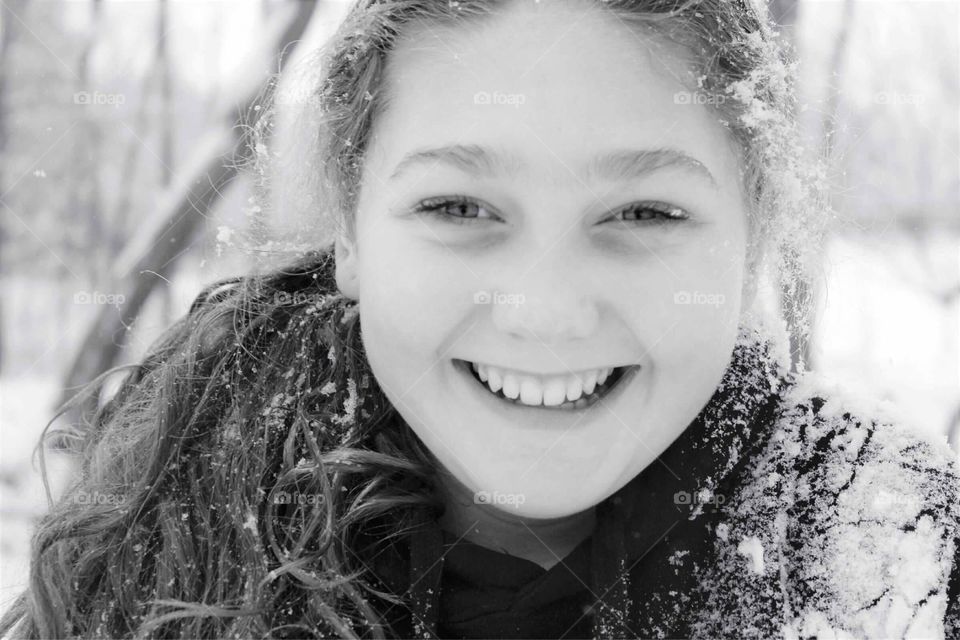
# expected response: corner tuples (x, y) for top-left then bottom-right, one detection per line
(334, 233), (360, 300)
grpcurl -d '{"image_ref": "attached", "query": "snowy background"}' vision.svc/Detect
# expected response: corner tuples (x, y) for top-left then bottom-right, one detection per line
(1, 0), (958, 617)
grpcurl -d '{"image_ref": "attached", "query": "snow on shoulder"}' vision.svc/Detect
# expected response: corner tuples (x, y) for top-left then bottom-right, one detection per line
(690, 347), (959, 638)
(773, 372), (960, 638)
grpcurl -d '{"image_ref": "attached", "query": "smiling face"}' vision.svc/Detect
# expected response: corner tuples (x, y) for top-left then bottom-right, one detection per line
(335, 0), (750, 518)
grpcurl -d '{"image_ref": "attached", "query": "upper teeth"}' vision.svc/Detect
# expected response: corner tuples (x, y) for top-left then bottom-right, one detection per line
(469, 362), (615, 407)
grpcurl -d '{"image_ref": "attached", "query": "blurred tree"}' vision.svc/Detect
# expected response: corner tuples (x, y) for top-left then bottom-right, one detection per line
(0, 0), (28, 373)
(0, 1), (87, 336)
(109, 3), (168, 256)
(71, 0), (105, 283)
(157, 0), (174, 327)
(58, 0), (318, 421)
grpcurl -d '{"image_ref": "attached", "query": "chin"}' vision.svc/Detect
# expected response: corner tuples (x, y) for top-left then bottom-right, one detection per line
(456, 457), (628, 519)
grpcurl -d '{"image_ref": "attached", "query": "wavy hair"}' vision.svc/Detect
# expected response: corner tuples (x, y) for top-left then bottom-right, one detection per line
(1, 0), (825, 637)
(1, 249), (440, 638)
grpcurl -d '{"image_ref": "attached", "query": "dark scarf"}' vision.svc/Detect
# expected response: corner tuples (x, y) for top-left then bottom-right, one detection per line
(363, 326), (790, 639)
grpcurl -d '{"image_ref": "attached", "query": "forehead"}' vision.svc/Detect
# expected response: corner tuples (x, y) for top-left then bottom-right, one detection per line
(367, 0), (740, 191)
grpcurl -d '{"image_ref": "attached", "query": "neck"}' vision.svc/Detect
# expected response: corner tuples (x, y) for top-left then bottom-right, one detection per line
(434, 467), (596, 570)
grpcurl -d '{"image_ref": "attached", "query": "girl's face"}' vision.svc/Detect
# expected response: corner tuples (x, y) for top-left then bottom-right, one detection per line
(337, 0), (749, 518)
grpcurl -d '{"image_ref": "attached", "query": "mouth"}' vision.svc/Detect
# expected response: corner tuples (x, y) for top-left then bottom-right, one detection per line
(453, 359), (641, 411)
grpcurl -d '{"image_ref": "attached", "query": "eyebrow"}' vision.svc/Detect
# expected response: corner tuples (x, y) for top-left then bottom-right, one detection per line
(387, 143), (718, 189)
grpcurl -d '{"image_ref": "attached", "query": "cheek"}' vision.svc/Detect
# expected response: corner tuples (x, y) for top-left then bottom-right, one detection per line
(629, 234), (745, 311)
(673, 226), (747, 313)
(355, 225), (468, 366)
(620, 230), (746, 365)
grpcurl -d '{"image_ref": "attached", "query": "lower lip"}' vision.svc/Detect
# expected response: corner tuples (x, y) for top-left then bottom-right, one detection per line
(453, 359), (642, 415)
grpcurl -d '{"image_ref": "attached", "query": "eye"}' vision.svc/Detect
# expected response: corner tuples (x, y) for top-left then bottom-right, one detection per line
(606, 202), (690, 225)
(412, 195), (501, 224)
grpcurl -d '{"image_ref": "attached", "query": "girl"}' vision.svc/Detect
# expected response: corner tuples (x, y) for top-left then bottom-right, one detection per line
(3, 0), (959, 638)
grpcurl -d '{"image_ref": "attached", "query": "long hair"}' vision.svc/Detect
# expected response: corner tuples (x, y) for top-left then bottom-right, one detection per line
(1, 247), (440, 638)
(2, 0), (826, 637)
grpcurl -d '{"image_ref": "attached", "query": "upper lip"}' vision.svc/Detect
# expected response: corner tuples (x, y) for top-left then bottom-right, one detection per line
(458, 358), (635, 376)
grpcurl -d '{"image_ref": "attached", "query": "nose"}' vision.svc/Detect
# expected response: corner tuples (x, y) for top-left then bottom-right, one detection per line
(489, 269), (600, 344)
